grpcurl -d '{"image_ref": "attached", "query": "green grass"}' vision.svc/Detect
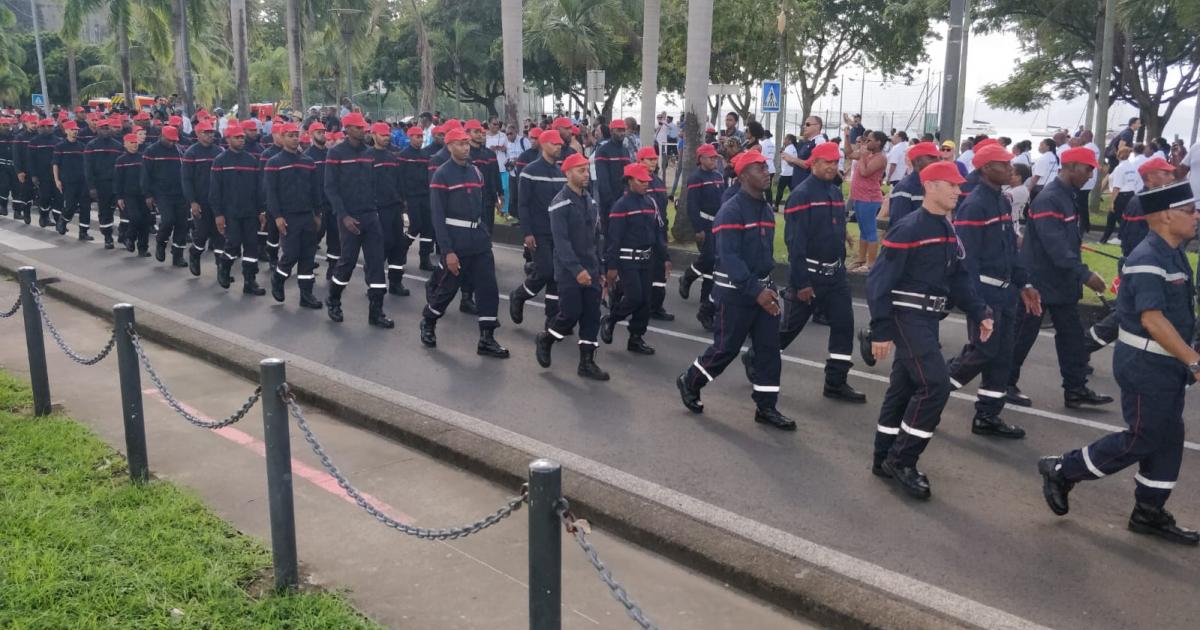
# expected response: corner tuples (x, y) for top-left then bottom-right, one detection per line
(0, 372), (379, 630)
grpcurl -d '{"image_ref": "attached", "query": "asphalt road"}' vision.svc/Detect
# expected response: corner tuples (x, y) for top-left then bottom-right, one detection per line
(2, 215), (1197, 630)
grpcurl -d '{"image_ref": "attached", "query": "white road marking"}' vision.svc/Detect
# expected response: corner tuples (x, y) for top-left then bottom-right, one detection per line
(0, 224), (56, 250)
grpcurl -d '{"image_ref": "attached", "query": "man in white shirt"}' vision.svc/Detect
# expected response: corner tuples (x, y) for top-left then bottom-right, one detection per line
(885, 131), (910, 184)
(485, 119), (509, 172)
(956, 138), (975, 169)
(1188, 140), (1200, 199)
(1075, 130), (1102, 232)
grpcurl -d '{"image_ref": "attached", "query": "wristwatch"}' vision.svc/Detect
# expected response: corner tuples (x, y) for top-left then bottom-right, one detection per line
(1188, 361), (1200, 375)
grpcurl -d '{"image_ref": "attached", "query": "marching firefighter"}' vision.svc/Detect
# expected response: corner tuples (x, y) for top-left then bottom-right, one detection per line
(83, 118), (124, 248)
(52, 121), (91, 240)
(1039, 182), (1200, 546)
(945, 144), (1041, 439)
(141, 125), (187, 267)
(369, 121), (412, 297)
(509, 128), (566, 326)
(676, 152), (793, 429)
(0, 117), (15, 217)
(303, 122), (338, 281)
(325, 113), (392, 328)
(29, 118), (59, 228)
(419, 127), (509, 357)
(635, 146), (674, 321)
(209, 123), (266, 294)
(397, 125), (434, 272)
(534, 152), (610, 380)
(593, 119), (631, 230)
(467, 119), (504, 233)
(599, 162), (668, 355)
(866, 161), (993, 500)
(182, 120), (223, 275)
(748, 140), (866, 403)
(11, 114), (37, 224)
(266, 122), (324, 309)
(677, 143), (724, 331)
(113, 132), (151, 256)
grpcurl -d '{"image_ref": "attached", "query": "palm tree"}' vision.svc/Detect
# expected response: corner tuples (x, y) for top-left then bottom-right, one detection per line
(285, 0), (304, 110)
(0, 7), (28, 103)
(62, 0), (134, 106)
(409, 0), (435, 114)
(639, 0), (660, 147)
(230, 0), (250, 115)
(500, 0), (523, 128)
(674, 0), (713, 242)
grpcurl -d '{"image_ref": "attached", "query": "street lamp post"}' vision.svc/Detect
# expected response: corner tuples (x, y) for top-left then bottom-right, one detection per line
(331, 8), (363, 104)
(29, 0), (49, 110)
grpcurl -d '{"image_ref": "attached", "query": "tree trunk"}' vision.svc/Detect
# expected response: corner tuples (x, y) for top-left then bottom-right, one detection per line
(675, 0), (713, 244)
(118, 10), (134, 108)
(173, 0), (195, 115)
(230, 0), (251, 117)
(410, 0), (435, 114)
(500, 0), (523, 129)
(285, 0), (304, 111)
(639, 0), (661, 149)
(1140, 106), (1162, 142)
(66, 45), (79, 107)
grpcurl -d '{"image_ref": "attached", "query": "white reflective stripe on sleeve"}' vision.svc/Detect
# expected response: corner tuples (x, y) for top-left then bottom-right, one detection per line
(520, 173), (568, 182)
(548, 328), (565, 339)
(1134, 473), (1176, 489)
(1122, 265), (1189, 282)
(257, 231), (268, 236)
(752, 384), (780, 393)
(876, 424), (900, 435)
(548, 199), (571, 211)
(900, 422), (934, 439)
(1088, 327), (1109, 346)
(828, 353), (853, 362)
(714, 281), (736, 289)
(977, 389), (1006, 398)
(692, 359), (713, 382)
(1082, 446), (1106, 478)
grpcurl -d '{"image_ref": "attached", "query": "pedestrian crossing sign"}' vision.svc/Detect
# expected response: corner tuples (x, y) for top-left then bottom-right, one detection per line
(31, 93), (45, 109)
(762, 82), (781, 113)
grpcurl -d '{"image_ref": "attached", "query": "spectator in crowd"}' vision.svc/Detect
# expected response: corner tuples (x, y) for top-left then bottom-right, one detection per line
(775, 133), (800, 210)
(1028, 137), (1059, 199)
(957, 137), (975, 169)
(1007, 162), (1032, 234)
(1104, 146), (1141, 244)
(884, 130), (909, 186)
(1105, 116), (1140, 169)
(844, 130), (888, 272)
(721, 111), (744, 141)
(842, 113), (865, 145)
(1011, 140), (1033, 169)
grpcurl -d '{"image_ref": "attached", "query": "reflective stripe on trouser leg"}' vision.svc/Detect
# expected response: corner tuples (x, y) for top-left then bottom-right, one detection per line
(550, 284), (601, 343)
(887, 317), (952, 467)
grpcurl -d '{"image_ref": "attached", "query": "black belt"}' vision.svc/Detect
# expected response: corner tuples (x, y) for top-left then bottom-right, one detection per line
(892, 290), (948, 313)
(806, 258), (843, 277)
(618, 247), (652, 262)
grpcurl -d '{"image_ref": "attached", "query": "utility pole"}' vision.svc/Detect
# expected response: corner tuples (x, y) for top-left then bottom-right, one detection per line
(231, 0), (251, 117)
(676, 0), (713, 243)
(773, 3), (787, 174)
(1090, 0), (1117, 214)
(954, 0), (971, 138)
(858, 71), (865, 119)
(938, 0), (966, 142)
(500, 0), (524, 129)
(837, 75), (844, 136)
(177, 0), (195, 116)
(639, 0), (662, 149)
(1085, 6), (1104, 133)
(29, 0), (49, 110)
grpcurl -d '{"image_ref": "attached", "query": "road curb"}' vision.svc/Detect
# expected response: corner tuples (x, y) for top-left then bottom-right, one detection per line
(0, 253), (978, 630)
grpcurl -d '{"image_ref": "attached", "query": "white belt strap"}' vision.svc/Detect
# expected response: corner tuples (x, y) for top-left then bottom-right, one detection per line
(979, 275), (1010, 288)
(445, 218), (478, 228)
(1118, 329), (1172, 357)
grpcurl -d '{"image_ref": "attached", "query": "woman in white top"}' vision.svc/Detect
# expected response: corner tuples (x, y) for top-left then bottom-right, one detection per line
(774, 133), (799, 209)
(1028, 138), (1059, 200)
(1010, 139), (1034, 168)
(1102, 146), (1141, 244)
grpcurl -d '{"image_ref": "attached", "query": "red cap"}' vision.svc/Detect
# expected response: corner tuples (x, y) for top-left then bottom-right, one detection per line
(552, 117), (572, 129)
(134, 112), (150, 121)
(123, 133), (139, 144)
(561, 153), (589, 173)
(308, 121), (326, 132)
(444, 128), (471, 143)
(86, 112), (99, 121)
(62, 120), (78, 130)
(464, 119), (484, 131)
(636, 146), (658, 161)
(168, 115), (182, 126)
(919, 161), (966, 185)
(405, 125), (423, 137)
(572, 125), (580, 135)
(300, 132), (310, 144)
(341, 113), (367, 129)
(907, 142), (940, 161)
(623, 163), (652, 182)
(370, 122), (390, 136)
(805, 141), (840, 166)
(0, 117), (12, 125)
(161, 126), (179, 141)
(74, 106), (84, 113)
(38, 118), (54, 126)
(431, 124), (444, 135)
(973, 138), (998, 151)
(241, 119), (259, 131)
(328, 131), (343, 142)
(21, 113), (35, 123)
(528, 127), (543, 140)
(734, 151), (767, 175)
(106, 117), (122, 128)
(972, 145), (1014, 169)
(1061, 146), (1098, 169)
(540, 131), (564, 146)
(1137, 156), (1174, 177)
(194, 120), (214, 133)
(278, 122), (299, 134)
(442, 118), (463, 131)
(224, 125), (245, 138)
(57, 111), (68, 120)
(706, 125), (717, 133)
(608, 119), (626, 130)
(695, 144), (718, 158)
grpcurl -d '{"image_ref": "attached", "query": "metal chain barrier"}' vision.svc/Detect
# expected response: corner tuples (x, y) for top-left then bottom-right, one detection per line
(0, 293), (19, 318)
(280, 383), (528, 540)
(558, 499), (659, 630)
(30, 286), (116, 365)
(128, 324), (261, 429)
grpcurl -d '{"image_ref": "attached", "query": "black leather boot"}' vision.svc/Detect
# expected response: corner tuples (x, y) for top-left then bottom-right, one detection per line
(972, 413), (1026, 439)
(298, 281), (323, 309)
(880, 460), (931, 499)
(1005, 386), (1032, 407)
(824, 381), (867, 403)
(577, 345), (609, 380)
(677, 371), (703, 413)
(368, 294), (395, 329)
(270, 271), (286, 303)
(599, 314), (615, 344)
(102, 228), (114, 250)
(741, 349), (757, 382)
(459, 291), (478, 314)
(155, 239), (167, 262)
(1128, 503), (1200, 546)
(1065, 386), (1114, 408)
(535, 331), (555, 367)
(387, 268), (410, 296)
(1037, 456), (1074, 516)
(649, 306), (675, 321)
(477, 329), (510, 358)
(78, 226), (94, 241)
(56, 215), (67, 235)
(858, 328), (876, 367)
(188, 248), (202, 276)
(326, 285), (344, 322)
(678, 267), (699, 299)
(171, 248), (188, 267)
(696, 308), (714, 332)
(754, 406), (797, 431)
(419, 252), (436, 271)
(217, 257), (232, 289)
(509, 287), (528, 324)
(242, 270), (265, 296)
(419, 317), (437, 346)
(626, 334), (655, 355)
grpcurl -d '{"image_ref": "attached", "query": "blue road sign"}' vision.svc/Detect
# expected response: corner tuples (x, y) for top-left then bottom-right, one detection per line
(31, 93), (45, 109)
(761, 81), (781, 114)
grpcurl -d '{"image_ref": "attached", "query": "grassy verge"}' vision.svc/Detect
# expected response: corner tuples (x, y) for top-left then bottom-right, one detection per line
(0, 372), (378, 630)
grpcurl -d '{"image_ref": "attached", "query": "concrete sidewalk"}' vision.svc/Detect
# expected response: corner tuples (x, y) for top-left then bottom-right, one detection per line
(0, 279), (814, 630)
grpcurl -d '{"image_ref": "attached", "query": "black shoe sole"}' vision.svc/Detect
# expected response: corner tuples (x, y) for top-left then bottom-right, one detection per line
(823, 388), (868, 404)
(1065, 398), (1113, 409)
(879, 461), (930, 499)
(477, 348), (511, 358)
(754, 415), (797, 431)
(1128, 521), (1200, 546)
(1005, 395), (1033, 408)
(972, 425), (1026, 439)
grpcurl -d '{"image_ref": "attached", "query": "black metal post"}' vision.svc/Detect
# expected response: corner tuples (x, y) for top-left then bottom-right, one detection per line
(18, 266), (50, 416)
(528, 459), (562, 630)
(113, 303), (148, 483)
(260, 358), (298, 591)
